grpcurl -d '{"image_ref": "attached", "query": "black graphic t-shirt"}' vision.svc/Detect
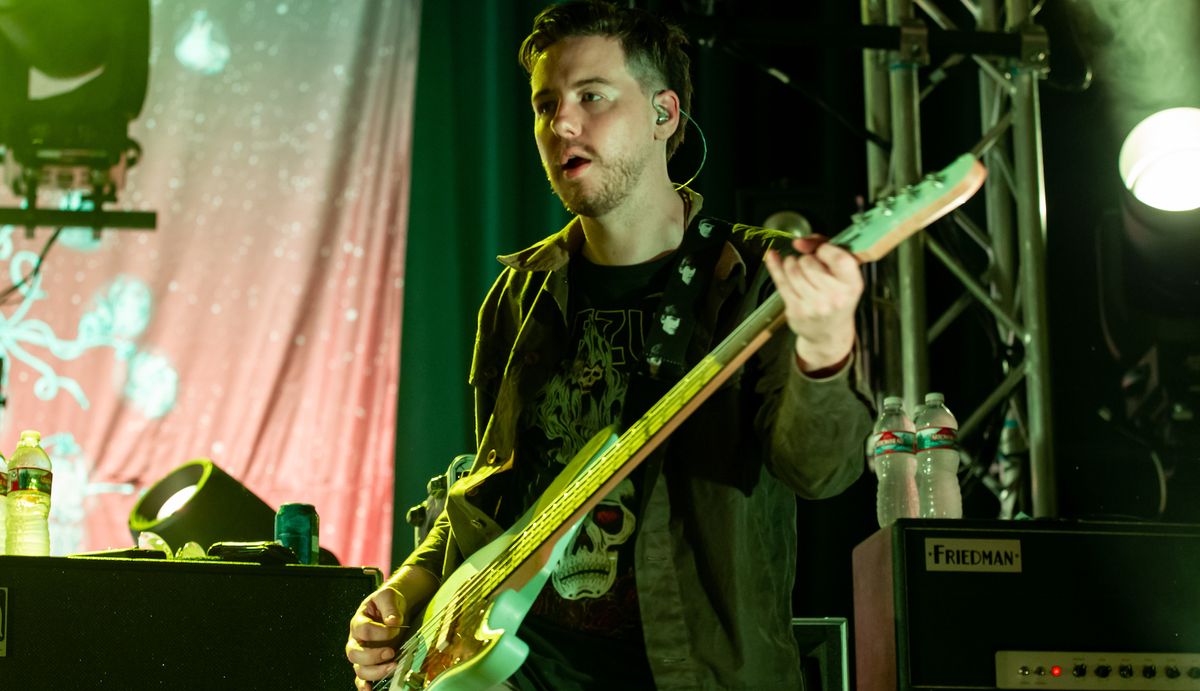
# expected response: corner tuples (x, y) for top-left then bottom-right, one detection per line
(513, 251), (673, 673)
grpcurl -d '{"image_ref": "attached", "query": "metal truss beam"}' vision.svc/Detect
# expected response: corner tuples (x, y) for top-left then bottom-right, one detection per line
(861, 0), (1056, 517)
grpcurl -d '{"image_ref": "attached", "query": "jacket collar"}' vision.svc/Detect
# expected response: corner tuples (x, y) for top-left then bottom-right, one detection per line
(497, 187), (711, 272)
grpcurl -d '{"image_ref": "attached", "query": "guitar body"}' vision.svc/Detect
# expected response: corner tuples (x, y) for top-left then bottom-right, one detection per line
(389, 537), (534, 691)
(389, 428), (620, 691)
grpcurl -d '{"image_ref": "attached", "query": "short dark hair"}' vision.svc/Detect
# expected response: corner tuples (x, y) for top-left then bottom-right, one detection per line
(518, 0), (693, 160)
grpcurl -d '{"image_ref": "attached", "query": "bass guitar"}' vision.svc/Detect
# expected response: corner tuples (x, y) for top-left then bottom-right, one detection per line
(381, 153), (987, 690)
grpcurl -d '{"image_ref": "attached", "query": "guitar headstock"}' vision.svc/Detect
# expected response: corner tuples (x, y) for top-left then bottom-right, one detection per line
(830, 154), (987, 263)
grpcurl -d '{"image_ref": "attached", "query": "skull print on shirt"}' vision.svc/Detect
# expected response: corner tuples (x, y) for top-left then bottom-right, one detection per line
(522, 309), (641, 601)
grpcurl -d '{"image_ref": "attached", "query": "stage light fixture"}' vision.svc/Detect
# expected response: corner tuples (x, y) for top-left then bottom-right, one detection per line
(1119, 107), (1200, 212)
(129, 459), (278, 554)
(0, 0), (155, 230)
(128, 459), (341, 564)
(1103, 107), (1200, 452)
(1115, 107), (1200, 317)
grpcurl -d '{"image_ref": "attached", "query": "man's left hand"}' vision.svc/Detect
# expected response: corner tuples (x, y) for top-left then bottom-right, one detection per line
(764, 236), (863, 375)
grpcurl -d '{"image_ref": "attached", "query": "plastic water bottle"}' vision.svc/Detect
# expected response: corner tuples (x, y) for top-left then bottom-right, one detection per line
(0, 450), (7, 554)
(6, 430), (53, 556)
(914, 392), (962, 518)
(871, 396), (918, 527)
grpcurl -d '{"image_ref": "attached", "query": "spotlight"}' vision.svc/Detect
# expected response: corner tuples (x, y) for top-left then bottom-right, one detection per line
(0, 0), (155, 230)
(1102, 107), (1200, 450)
(1116, 109), (1200, 311)
(128, 459), (340, 564)
(129, 459), (277, 553)
(1120, 107), (1200, 212)
(1115, 107), (1200, 317)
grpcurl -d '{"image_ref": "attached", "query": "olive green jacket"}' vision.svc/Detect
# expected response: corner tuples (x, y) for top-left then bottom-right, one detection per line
(405, 191), (873, 690)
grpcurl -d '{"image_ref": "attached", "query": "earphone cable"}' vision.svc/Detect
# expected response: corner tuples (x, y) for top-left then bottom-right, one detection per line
(674, 107), (708, 190)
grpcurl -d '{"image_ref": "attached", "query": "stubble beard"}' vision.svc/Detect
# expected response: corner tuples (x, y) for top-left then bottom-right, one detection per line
(545, 148), (648, 218)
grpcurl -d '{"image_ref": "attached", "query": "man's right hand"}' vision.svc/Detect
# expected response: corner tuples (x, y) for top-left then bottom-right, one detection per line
(346, 565), (439, 690)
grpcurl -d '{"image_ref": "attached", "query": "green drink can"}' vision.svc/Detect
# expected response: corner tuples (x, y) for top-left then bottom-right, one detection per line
(275, 503), (319, 565)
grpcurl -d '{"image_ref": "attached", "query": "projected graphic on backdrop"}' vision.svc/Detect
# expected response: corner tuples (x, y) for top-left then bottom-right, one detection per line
(0, 225), (176, 413)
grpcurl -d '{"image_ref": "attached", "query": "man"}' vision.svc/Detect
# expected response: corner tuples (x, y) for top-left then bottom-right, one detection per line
(348, 2), (872, 689)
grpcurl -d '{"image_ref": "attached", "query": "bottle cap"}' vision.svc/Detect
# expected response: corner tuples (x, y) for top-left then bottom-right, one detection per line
(883, 395), (903, 408)
(924, 392), (944, 404)
(18, 430), (42, 446)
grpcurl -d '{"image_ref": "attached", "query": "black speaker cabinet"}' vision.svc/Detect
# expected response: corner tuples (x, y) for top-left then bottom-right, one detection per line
(0, 555), (381, 690)
(853, 519), (1200, 691)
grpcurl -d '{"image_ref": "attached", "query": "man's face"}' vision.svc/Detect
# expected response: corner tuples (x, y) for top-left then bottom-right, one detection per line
(530, 35), (657, 217)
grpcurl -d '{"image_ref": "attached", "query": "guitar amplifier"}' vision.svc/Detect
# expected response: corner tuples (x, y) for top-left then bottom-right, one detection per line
(0, 555), (380, 690)
(853, 519), (1200, 690)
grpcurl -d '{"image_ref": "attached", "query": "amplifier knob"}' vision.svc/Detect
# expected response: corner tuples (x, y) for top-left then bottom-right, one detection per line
(1187, 666), (1200, 679)
(1165, 666), (1181, 679)
(1072, 664), (1087, 678)
(1094, 665), (1111, 678)
(1142, 665), (1157, 679)
(1119, 664), (1134, 678)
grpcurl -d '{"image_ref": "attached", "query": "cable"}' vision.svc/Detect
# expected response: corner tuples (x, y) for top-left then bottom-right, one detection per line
(712, 39), (892, 152)
(0, 226), (65, 305)
(1096, 406), (1169, 518)
(1149, 449), (1168, 517)
(673, 106), (708, 190)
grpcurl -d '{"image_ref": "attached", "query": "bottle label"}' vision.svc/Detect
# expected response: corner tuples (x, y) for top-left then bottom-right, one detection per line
(875, 430), (915, 455)
(917, 427), (957, 450)
(8, 468), (52, 494)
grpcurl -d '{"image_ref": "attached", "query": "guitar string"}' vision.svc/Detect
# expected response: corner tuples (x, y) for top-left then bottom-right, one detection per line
(392, 296), (773, 667)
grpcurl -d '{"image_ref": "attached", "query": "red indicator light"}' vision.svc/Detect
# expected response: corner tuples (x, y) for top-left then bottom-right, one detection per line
(1051, 666), (1063, 677)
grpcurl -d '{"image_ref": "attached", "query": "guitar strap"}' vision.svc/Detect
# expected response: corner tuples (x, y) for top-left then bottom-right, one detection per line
(617, 216), (733, 521)
(620, 215), (732, 430)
